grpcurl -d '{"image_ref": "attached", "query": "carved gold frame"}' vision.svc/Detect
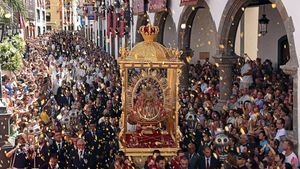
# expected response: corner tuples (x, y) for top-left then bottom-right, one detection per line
(118, 61), (183, 156)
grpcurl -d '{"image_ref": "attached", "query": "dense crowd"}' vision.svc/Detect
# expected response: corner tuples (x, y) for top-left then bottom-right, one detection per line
(2, 31), (124, 168)
(173, 56), (297, 169)
(1, 30), (298, 169)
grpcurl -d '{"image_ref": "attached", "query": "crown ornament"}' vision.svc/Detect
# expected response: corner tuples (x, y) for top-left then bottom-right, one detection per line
(139, 24), (159, 42)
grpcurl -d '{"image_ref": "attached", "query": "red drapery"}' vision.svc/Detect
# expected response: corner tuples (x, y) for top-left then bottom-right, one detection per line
(132, 0), (144, 15)
(112, 10), (117, 38)
(148, 0), (167, 13)
(180, 0), (198, 6)
(120, 9), (125, 38)
(106, 11), (111, 37)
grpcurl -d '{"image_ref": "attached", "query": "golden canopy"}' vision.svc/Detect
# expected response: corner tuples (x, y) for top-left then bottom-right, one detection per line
(126, 42), (170, 61)
(120, 24), (182, 62)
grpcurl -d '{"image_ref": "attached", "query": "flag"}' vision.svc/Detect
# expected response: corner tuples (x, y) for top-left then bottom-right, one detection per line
(112, 10), (117, 37)
(19, 15), (25, 29)
(148, 0), (167, 13)
(120, 9), (125, 37)
(107, 11), (111, 37)
(133, 0), (144, 15)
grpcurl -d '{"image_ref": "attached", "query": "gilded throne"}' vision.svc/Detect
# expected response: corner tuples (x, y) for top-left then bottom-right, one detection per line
(118, 24), (183, 156)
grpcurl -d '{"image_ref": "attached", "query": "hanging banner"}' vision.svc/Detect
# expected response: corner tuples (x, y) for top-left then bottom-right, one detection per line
(120, 9), (125, 38)
(107, 11), (111, 37)
(83, 3), (95, 20)
(180, 0), (198, 6)
(112, 10), (117, 37)
(87, 6), (95, 20)
(149, 0), (167, 13)
(133, 0), (144, 15)
(99, 7), (106, 18)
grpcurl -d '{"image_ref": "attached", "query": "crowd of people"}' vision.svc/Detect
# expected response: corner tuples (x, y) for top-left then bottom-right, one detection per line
(2, 31), (123, 168)
(0, 29), (298, 169)
(174, 56), (297, 169)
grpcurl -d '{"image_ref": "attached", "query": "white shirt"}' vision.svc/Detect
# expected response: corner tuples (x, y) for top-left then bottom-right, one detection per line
(51, 44), (55, 50)
(241, 63), (253, 84)
(78, 150), (84, 159)
(283, 151), (299, 168)
(275, 128), (286, 141)
(56, 142), (62, 151)
(205, 157), (211, 168)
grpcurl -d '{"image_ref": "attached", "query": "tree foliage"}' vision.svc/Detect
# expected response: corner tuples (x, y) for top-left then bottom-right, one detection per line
(0, 0), (27, 23)
(0, 35), (24, 71)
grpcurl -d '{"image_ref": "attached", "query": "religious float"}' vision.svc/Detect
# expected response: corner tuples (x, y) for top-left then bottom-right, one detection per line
(118, 24), (183, 157)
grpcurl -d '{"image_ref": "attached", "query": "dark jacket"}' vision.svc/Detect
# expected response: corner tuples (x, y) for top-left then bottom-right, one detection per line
(197, 156), (220, 169)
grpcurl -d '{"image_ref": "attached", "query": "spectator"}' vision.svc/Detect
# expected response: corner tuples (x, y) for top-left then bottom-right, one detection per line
(236, 153), (248, 169)
(154, 155), (168, 169)
(179, 156), (189, 169)
(5, 135), (31, 168)
(145, 150), (161, 169)
(187, 143), (200, 169)
(275, 118), (287, 141)
(40, 155), (59, 169)
(197, 146), (220, 169)
(282, 139), (299, 169)
(170, 149), (186, 169)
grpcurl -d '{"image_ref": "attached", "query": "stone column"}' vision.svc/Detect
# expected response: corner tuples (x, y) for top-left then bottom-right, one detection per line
(180, 47), (193, 89)
(281, 64), (298, 153)
(0, 105), (10, 146)
(0, 104), (12, 169)
(213, 56), (236, 111)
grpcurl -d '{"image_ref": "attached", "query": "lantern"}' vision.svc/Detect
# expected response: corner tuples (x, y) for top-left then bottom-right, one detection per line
(259, 5), (269, 36)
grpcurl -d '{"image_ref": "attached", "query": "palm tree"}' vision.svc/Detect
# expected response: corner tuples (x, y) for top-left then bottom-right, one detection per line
(3, 0), (26, 15)
(0, 0), (27, 22)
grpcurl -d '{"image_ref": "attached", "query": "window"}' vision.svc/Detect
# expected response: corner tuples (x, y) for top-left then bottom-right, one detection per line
(46, 12), (51, 22)
(37, 9), (40, 21)
(38, 26), (41, 35)
(42, 11), (45, 21)
(46, 26), (52, 31)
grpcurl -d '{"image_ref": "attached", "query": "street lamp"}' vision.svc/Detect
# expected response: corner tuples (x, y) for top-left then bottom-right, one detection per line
(0, 22), (4, 42)
(259, 5), (269, 36)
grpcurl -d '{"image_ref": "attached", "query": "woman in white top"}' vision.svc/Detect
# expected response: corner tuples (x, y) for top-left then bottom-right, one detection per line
(240, 58), (253, 89)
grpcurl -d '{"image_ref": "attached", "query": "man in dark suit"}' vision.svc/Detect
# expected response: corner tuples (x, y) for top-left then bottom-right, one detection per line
(56, 89), (74, 108)
(83, 123), (98, 150)
(34, 138), (51, 168)
(83, 123), (98, 167)
(49, 131), (68, 168)
(187, 143), (200, 169)
(80, 104), (97, 131)
(69, 138), (92, 169)
(198, 146), (220, 169)
(40, 155), (59, 169)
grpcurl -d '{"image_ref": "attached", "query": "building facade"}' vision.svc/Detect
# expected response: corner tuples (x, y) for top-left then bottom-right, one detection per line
(45, 0), (82, 31)
(84, 0), (131, 57)
(23, 0), (46, 38)
(45, 0), (64, 31)
(35, 0), (46, 36)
